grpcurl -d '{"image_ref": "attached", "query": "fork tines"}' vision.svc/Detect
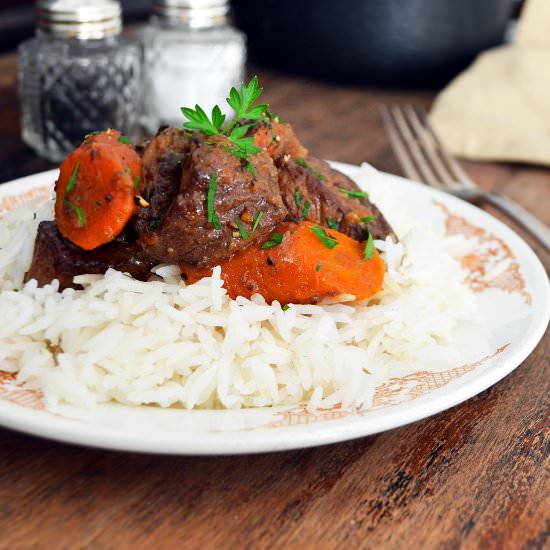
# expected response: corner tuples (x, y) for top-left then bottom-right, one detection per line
(379, 104), (476, 190)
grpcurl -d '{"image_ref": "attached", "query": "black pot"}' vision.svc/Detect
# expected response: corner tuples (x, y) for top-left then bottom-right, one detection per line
(232, 0), (515, 87)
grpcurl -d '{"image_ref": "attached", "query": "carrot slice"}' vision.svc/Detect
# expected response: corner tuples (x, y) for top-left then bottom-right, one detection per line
(55, 130), (142, 250)
(83, 128), (132, 148)
(181, 222), (385, 304)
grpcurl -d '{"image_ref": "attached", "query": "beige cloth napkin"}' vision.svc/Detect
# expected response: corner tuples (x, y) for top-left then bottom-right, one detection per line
(429, 0), (550, 166)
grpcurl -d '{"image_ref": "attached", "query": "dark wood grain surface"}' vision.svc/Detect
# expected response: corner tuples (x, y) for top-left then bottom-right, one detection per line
(0, 52), (548, 550)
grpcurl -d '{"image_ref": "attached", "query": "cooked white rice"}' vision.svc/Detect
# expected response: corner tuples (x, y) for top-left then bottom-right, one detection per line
(0, 165), (479, 410)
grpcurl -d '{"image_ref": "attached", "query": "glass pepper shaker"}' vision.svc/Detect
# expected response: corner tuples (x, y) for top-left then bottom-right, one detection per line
(17, 0), (142, 162)
(140, 0), (246, 133)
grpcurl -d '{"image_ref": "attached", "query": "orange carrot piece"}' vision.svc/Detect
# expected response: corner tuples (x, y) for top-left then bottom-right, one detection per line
(182, 222), (385, 304)
(55, 130), (142, 250)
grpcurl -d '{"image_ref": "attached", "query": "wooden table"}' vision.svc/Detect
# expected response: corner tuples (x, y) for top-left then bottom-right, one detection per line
(0, 52), (548, 549)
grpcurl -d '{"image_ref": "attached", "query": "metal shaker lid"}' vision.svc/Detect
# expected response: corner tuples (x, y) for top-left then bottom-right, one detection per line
(37, 0), (123, 39)
(153, 0), (229, 28)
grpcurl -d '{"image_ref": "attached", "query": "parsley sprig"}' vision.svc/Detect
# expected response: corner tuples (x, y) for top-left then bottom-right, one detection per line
(181, 76), (268, 173)
(225, 77), (268, 130)
(182, 104), (226, 136)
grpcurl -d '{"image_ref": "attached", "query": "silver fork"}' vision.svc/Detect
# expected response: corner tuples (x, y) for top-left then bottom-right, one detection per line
(380, 104), (550, 251)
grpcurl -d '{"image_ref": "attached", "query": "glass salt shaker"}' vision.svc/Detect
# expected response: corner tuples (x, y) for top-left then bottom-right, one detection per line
(17, 0), (142, 162)
(140, 0), (246, 132)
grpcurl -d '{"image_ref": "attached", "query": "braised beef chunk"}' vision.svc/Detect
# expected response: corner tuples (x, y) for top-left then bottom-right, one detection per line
(133, 127), (193, 240)
(249, 120), (395, 241)
(25, 221), (156, 290)
(134, 133), (288, 267)
(277, 156), (395, 241)
(250, 119), (308, 161)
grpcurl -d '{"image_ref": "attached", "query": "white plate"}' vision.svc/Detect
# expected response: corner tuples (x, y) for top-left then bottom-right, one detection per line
(0, 164), (548, 455)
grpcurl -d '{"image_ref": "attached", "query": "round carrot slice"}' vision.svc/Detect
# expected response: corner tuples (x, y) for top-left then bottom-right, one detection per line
(83, 128), (132, 148)
(55, 131), (142, 250)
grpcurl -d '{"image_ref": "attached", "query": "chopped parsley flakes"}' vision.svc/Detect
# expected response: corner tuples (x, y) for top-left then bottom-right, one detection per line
(207, 172), (222, 230)
(338, 188), (369, 199)
(64, 200), (86, 228)
(295, 157), (327, 181)
(294, 187), (303, 206)
(364, 231), (375, 260)
(326, 217), (339, 230)
(251, 211), (264, 234)
(309, 225), (338, 249)
(261, 232), (284, 249)
(65, 160), (80, 194)
(235, 218), (249, 239)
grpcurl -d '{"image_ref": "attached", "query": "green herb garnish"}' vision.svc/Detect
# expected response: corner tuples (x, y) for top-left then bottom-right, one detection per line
(219, 142), (259, 175)
(65, 160), (80, 194)
(133, 173), (141, 192)
(309, 225), (339, 249)
(181, 77), (267, 171)
(64, 200), (86, 228)
(181, 104), (226, 136)
(207, 172), (221, 230)
(261, 232), (284, 249)
(228, 124), (262, 155)
(282, 304), (290, 311)
(360, 215), (377, 223)
(235, 218), (249, 239)
(123, 168), (131, 175)
(83, 130), (100, 141)
(315, 263), (323, 272)
(118, 135), (131, 144)
(326, 217), (339, 230)
(295, 157), (327, 181)
(302, 200), (312, 218)
(225, 76), (268, 129)
(251, 211), (264, 234)
(339, 188), (369, 199)
(364, 231), (375, 260)
(294, 187), (303, 207)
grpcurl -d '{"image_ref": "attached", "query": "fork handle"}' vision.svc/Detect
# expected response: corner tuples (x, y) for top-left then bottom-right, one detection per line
(483, 192), (550, 251)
